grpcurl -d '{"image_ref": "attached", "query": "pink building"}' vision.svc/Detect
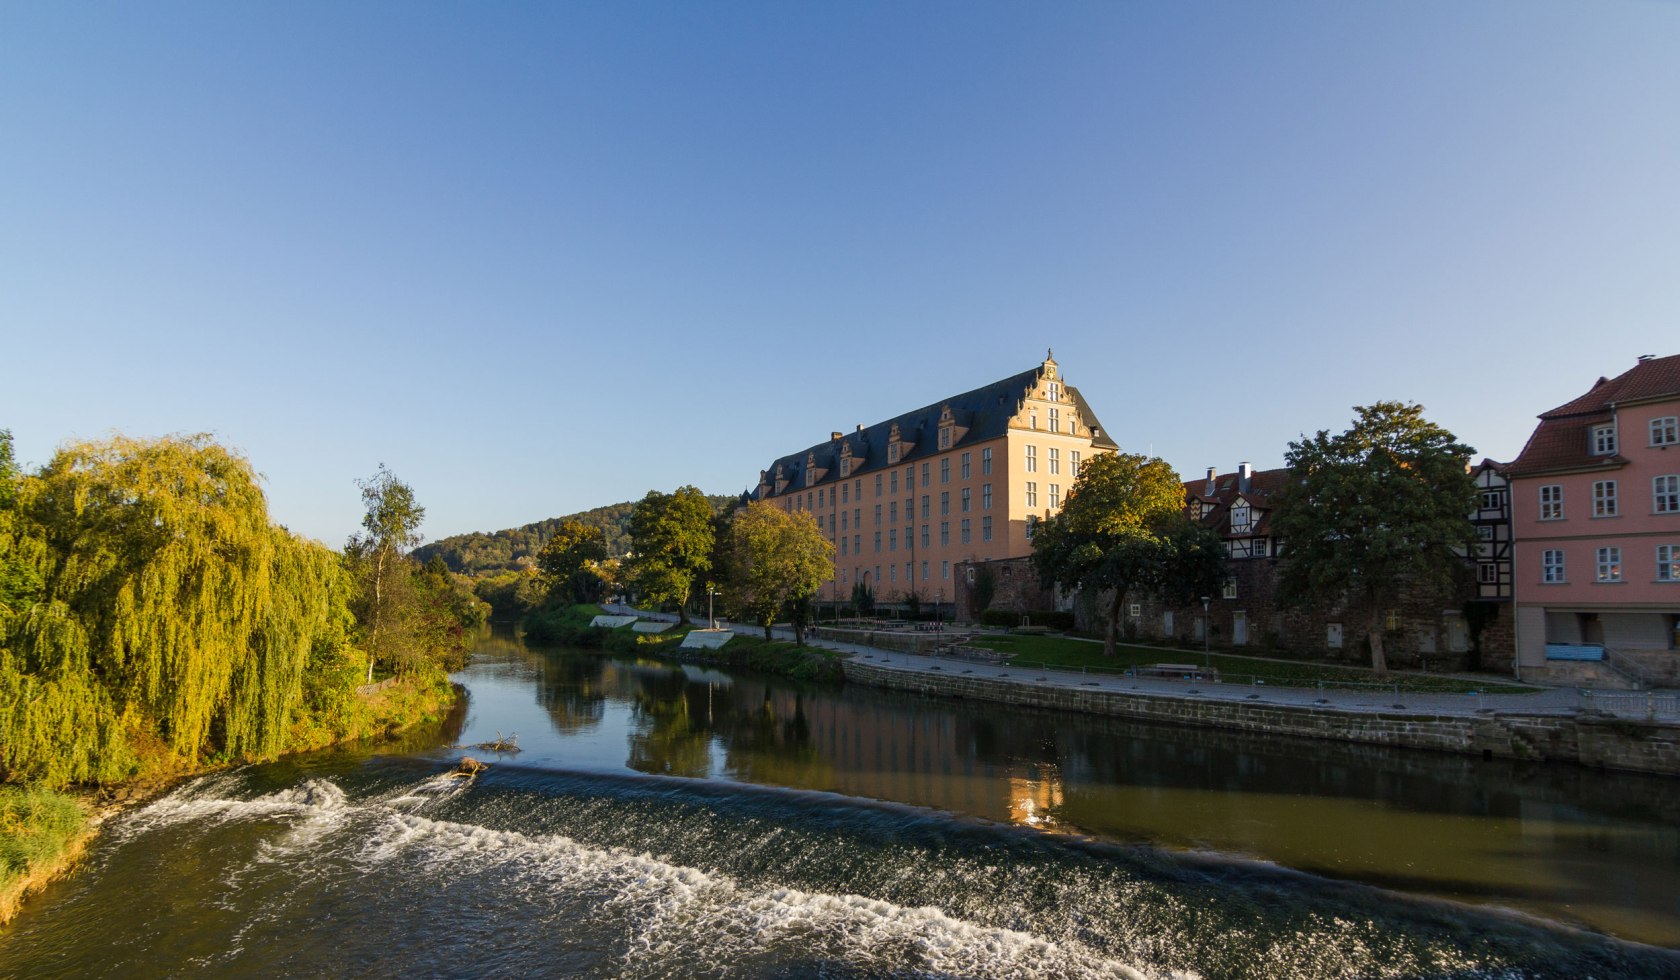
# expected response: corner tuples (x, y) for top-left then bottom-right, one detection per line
(1507, 354), (1680, 684)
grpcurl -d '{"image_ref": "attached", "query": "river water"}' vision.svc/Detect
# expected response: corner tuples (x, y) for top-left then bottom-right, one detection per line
(3, 630), (1679, 979)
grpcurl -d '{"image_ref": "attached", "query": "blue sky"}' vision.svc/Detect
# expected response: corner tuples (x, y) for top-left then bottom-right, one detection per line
(3, 1), (1677, 546)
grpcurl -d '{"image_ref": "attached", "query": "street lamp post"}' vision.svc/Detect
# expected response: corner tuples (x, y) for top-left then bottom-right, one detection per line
(707, 585), (718, 631)
(1200, 595), (1212, 676)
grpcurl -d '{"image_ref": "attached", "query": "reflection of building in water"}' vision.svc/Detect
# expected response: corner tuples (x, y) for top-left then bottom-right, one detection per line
(723, 683), (1068, 830)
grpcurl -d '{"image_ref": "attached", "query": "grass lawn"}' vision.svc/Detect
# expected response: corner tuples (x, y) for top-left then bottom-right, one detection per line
(969, 633), (1539, 694)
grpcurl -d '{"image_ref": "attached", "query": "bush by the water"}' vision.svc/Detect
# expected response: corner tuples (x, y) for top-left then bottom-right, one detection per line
(0, 786), (88, 921)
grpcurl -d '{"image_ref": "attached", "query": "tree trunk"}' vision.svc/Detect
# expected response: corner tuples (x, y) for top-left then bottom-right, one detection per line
(677, 590), (691, 625)
(1104, 587), (1125, 658)
(1367, 605), (1389, 677)
(763, 622), (773, 642)
(369, 547), (387, 685)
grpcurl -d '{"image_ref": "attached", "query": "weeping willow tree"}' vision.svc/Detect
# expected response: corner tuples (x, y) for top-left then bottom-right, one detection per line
(0, 435), (364, 787)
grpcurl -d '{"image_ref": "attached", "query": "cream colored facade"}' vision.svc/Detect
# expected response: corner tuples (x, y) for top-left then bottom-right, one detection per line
(749, 353), (1118, 605)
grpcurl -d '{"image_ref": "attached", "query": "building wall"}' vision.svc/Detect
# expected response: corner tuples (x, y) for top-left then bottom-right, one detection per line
(1511, 395), (1680, 667)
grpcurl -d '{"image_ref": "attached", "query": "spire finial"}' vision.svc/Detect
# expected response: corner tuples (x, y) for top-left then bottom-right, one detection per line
(1046, 347), (1054, 362)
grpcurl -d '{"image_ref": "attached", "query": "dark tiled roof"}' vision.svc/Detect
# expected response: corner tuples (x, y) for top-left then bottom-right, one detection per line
(751, 363), (1116, 498)
(1507, 354), (1679, 477)
(1181, 466), (1291, 538)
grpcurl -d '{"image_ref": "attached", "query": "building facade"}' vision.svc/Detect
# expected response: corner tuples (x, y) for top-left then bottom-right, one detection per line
(748, 352), (1117, 606)
(1508, 354), (1680, 683)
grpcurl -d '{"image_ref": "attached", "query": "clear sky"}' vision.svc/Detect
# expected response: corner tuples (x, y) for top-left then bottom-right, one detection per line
(3, 1), (1677, 546)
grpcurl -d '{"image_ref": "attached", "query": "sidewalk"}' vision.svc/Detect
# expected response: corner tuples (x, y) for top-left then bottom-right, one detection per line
(600, 604), (1664, 721)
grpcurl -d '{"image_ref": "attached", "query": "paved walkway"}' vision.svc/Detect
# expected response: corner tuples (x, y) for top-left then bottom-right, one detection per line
(600, 605), (1675, 721)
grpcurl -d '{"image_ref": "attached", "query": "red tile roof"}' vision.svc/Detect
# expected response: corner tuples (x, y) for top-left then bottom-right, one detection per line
(1508, 354), (1680, 477)
(1182, 467), (1291, 537)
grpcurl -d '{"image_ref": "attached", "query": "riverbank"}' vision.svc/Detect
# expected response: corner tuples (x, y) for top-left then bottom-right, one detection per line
(0, 674), (461, 928)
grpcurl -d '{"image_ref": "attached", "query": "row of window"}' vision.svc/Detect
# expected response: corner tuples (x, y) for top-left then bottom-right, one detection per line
(1539, 476), (1680, 519)
(1589, 416), (1680, 456)
(1023, 482), (1063, 509)
(1022, 446), (1081, 476)
(1541, 545), (1680, 584)
(836, 518), (998, 556)
(840, 561), (953, 587)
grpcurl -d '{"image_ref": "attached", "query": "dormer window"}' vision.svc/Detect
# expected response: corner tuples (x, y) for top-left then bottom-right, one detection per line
(1231, 502), (1252, 534)
(1047, 381), (1061, 402)
(1048, 407), (1060, 433)
(937, 405), (958, 450)
(1591, 423), (1617, 456)
(938, 429), (950, 450)
(889, 443), (900, 464)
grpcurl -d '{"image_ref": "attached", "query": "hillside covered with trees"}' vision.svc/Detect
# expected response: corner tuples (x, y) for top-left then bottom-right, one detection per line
(414, 495), (736, 574)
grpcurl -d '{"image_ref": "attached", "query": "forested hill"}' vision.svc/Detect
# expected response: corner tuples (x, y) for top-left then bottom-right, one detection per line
(415, 494), (736, 574)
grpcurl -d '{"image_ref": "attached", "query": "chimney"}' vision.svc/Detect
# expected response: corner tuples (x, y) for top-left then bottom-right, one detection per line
(1238, 462), (1253, 493)
(1639, 354), (1655, 363)
(831, 431), (843, 441)
(1205, 467), (1216, 495)
(855, 424), (863, 432)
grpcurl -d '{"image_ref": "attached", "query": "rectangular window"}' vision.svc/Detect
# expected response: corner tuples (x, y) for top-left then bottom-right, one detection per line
(961, 487), (971, 512)
(981, 448), (992, 475)
(961, 519), (971, 544)
(1592, 423), (1617, 456)
(921, 561), (929, 581)
(1048, 447), (1059, 475)
(1025, 515), (1038, 541)
(1478, 525), (1495, 541)
(920, 495), (929, 519)
(1047, 381), (1060, 401)
(889, 564), (896, 583)
(1596, 546), (1622, 582)
(939, 427), (951, 450)
(961, 452), (971, 479)
(1070, 451), (1081, 478)
(889, 529), (897, 552)
(941, 560), (950, 580)
(1480, 490), (1502, 510)
(921, 525), (929, 548)
(1230, 503), (1252, 534)
(890, 471), (898, 494)
(1025, 445), (1037, 472)
(941, 458), (950, 484)
(889, 501), (898, 523)
(1540, 485), (1563, 520)
(982, 484), (992, 510)
(853, 534), (860, 555)
(888, 443), (900, 465)
(1223, 581), (1237, 599)
(854, 479), (861, 498)
(875, 474), (883, 495)
(873, 532), (881, 553)
(1658, 545), (1680, 582)
(1653, 416), (1680, 447)
(982, 516), (993, 541)
(1594, 480), (1618, 517)
(1252, 538), (1267, 557)
(940, 522), (950, 546)
(1048, 407), (1060, 433)
(841, 511), (848, 531)
(841, 537), (848, 556)
(853, 507), (860, 528)
(1543, 549), (1565, 583)
(874, 504), (882, 525)
(818, 488), (825, 508)
(940, 492), (950, 515)
(841, 483), (849, 504)
(1025, 482), (1038, 507)
(906, 467), (914, 492)
(1478, 563), (1498, 584)
(921, 462), (929, 485)
(1049, 484), (1060, 509)
(1655, 475), (1680, 514)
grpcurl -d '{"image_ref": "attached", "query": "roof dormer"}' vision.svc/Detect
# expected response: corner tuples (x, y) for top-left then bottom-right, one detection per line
(936, 404), (967, 450)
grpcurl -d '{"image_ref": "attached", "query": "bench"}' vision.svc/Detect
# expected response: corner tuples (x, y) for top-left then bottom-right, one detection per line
(1139, 663), (1217, 680)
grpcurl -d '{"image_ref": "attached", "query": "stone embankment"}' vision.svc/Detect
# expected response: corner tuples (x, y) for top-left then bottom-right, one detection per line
(842, 660), (1680, 776)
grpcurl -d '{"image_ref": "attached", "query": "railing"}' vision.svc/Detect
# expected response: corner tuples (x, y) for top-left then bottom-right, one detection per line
(1579, 690), (1680, 720)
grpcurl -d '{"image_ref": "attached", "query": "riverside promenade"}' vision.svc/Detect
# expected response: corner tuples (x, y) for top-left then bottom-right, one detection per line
(601, 604), (1680, 774)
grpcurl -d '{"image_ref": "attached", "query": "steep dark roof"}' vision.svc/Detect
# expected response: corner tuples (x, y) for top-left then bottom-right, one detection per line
(1182, 467), (1291, 537)
(752, 363), (1116, 498)
(1507, 354), (1680, 477)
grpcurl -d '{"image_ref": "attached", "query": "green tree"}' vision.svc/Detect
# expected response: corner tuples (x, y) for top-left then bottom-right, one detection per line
(625, 486), (715, 624)
(1270, 402), (1478, 676)
(346, 465), (427, 682)
(535, 519), (610, 605)
(1031, 452), (1189, 658)
(0, 435), (356, 786)
(0, 431), (43, 630)
(720, 501), (835, 643)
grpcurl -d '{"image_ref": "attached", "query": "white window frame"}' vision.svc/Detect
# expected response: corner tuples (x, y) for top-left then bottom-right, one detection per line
(982, 515), (992, 541)
(1477, 563), (1498, 584)
(1657, 544), (1679, 582)
(1025, 445), (1037, 473)
(1596, 546), (1622, 583)
(1480, 490), (1502, 510)
(1591, 423), (1617, 456)
(1049, 484), (1060, 509)
(1070, 451), (1080, 478)
(1656, 474), (1680, 514)
(981, 448), (992, 475)
(1222, 581), (1237, 599)
(961, 452), (971, 479)
(1230, 503), (1252, 534)
(1540, 484), (1563, 520)
(1048, 447), (1059, 475)
(1048, 407), (1060, 433)
(1651, 416), (1679, 447)
(1543, 549), (1566, 583)
(1025, 482), (1037, 508)
(1593, 480), (1618, 518)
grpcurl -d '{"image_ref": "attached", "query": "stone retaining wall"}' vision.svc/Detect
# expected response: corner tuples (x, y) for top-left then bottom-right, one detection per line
(840, 660), (1680, 776)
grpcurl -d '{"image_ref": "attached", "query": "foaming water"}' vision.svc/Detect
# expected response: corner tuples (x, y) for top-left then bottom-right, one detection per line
(4, 761), (1673, 979)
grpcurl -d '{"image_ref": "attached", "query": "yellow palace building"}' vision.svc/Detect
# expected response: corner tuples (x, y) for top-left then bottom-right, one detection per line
(747, 352), (1118, 606)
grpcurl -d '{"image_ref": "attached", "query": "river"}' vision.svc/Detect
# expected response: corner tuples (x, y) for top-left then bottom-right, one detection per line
(3, 630), (1678, 978)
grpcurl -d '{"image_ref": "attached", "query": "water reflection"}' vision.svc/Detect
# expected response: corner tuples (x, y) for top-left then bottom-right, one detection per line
(462, 631), (1680, 947)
